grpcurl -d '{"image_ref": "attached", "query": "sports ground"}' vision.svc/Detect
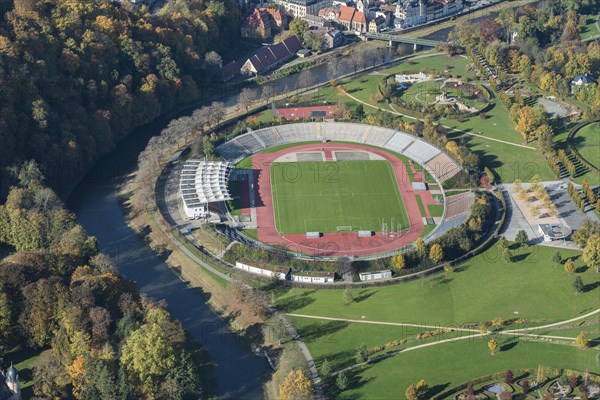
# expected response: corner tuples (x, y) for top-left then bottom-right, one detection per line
(270, 160), (409, 234)
(250, 142), (427, 257)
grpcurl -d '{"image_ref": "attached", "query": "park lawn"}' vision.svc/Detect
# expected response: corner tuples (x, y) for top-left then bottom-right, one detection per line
(241, 229), (258, 241)
(401, 81), (488, 110)
(270, 160), (408, 233)
(553, 123), (600, 186)
(330, 337), (599, 400)
(447, 131), (554, 182)
(574, 122), (600, 170)
(381, 55), (473, 79)
(581, 14), (600, 41)
(422, 224), (437, 236)
(276, 244), (599, 326)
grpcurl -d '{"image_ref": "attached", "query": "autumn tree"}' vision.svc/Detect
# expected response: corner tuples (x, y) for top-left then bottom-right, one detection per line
(582, 235), (600, 270)
(564, 259), (575, 273)
(576, 331), (589, 349)
(429, 244), (444, 264)
(488, 338), (499, 355)
(392, 254), (406, 270)
(415, 237), (427, 260)
(279, 369), (314, 400)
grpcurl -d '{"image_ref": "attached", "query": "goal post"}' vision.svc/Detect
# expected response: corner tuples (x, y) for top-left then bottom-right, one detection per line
(336, 226), (352, 232)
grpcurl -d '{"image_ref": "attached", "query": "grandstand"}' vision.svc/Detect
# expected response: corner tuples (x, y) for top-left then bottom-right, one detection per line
(425, 152), (461, 183)
(402, 140), (440, 164)
(383, 131), (415, 154)
(426, 192), (473, 241)
(179, 160), (234, 219)
(216, 122), (461, 186)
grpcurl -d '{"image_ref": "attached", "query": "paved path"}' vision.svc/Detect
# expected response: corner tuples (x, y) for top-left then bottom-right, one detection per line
(346, 91), (536, 150)
(149, 209), (325, 399)
(290, 309), (600, 376)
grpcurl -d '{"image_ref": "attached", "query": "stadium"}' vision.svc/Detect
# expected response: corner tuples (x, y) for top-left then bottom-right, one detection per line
(180, 122), (473, 259)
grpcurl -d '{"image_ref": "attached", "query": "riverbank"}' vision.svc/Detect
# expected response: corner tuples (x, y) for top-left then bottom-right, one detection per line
(118, 176), (311, 398)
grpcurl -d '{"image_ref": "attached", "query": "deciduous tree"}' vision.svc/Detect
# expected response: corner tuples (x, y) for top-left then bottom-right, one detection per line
(279, 369), (314, 400)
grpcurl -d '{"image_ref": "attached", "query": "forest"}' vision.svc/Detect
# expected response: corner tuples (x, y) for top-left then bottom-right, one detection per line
(0, 0), (241, 196)
(0, 162), (201, 399)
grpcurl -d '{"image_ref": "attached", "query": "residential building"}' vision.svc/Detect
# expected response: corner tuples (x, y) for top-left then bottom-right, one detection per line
(276, 0), (332, 18)
(241, 8), (271, 40)
(394, 0), (463, 28)
(265, 7), (289, 31)
(241, 35), (303, 75)
(318, 7), (340, 20)
(571, 73), (595, 93)
(0, 364), (20, 400)
(368, 15), (387, 32)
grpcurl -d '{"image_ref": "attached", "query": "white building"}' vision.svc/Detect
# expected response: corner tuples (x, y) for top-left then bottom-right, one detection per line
(359, 269), (392, 281)
(290, 271), (335, 283)
(395, 0), (463, 28)
(276, 0), (332, 18)
(179, 160), (233, 219)
(0, 364), (20, 400)
(235, 262), (290, 280)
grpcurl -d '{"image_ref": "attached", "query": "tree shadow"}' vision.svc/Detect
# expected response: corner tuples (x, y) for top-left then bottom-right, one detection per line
(426, 383), (451, 398)
(354, 289), (377, 303)
(275, 294), (315, 313)
(501, 339), (519, 352)
(583, 281), (600, 293)
(295, 320), (349, 343)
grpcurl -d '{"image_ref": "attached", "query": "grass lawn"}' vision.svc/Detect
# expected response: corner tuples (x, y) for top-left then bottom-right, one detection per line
(581, 14), (600, 41)
(381, 55), (472, 79)
(270, 160), (408, 233)
(428, 203), (444, 217)
(275, 243), (599, 325)
(573, 122), (600, 173)
(326, 337), (599, 400)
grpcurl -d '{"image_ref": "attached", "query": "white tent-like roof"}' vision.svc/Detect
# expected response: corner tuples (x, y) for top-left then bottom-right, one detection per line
(179, 160), (233, 210)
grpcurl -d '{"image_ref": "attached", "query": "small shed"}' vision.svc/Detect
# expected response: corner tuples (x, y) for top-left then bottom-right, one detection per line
(359, 270), (392, 281)
(297, 49), (312, 58)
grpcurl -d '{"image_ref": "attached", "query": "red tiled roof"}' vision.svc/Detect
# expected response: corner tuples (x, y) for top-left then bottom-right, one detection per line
(380, 5), (396, 12)
(339, 5), (355, 22)
(353, 11), (367, 23)
(243, 9), (271, 30)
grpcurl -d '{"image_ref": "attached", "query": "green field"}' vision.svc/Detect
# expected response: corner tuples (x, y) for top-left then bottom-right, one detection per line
(270, 160), (409, 234)
(275, 243), (599, 325)
(581, 14), (600, 41)
(574, 122), (600, 170)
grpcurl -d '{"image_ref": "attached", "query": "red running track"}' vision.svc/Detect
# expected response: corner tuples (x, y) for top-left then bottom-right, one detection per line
(252, 143), (424, 257)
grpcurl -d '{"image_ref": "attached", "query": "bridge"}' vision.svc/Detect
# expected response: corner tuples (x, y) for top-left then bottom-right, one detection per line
(363, 32), (444, 48)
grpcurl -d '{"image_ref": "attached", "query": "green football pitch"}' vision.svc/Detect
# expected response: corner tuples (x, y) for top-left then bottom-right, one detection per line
(270, 160), (409, 234)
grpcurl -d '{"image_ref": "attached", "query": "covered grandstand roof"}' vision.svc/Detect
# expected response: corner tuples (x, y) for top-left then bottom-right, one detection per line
(179, 160), (233, 208)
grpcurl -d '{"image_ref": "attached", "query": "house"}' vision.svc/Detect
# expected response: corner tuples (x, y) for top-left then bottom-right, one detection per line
(241, 8), (271, 40)
(0, 364), (20, 400)
(220, 60), (241, 81)
(318, 7), (340, 20)
(302, 14), (326, 27)
(395, 0), (463, 28)
(241, 35), (303, 75)
(276, 0), (333, 18)
(290, 271), (336, 283)
(265, 7), (289, 31)
(235, 261), (291, 280)
(323, 29), (343, 48)
(368, 15), (387, 32)
(571, 73), (595, 93)
(359, 269), (392, 281)
(297, 48), (312, 57)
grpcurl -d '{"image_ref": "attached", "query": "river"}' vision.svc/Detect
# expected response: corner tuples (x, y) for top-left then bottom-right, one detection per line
(68, 107), (270, 399)
(66, 43), (403, 398)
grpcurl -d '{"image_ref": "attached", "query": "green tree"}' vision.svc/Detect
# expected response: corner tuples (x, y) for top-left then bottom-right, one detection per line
(319, 359), (331, 378)
(120, 307), (188, 396)
(336, 371), (348, 391)
(343, 287), (353, 305)
(515, 230), (529, 247)
(573, 276), (584, 293)
(355, 344), (368, 363)
(552, 250), (562, 266)
(289, 19), (309, 38)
